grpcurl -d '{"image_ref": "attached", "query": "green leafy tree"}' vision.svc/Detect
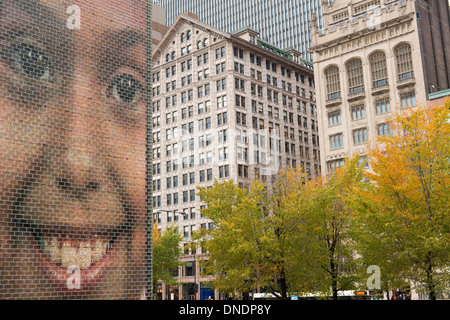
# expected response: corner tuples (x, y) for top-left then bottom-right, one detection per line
(153, 223), (184, 296)
(196, 170), (308, 299)
(296, 157), (363, 300)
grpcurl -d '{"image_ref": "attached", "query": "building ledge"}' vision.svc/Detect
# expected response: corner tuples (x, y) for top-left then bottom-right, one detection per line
(347, 89), (366, 102)
(325, 97), (342, 107)
(397, 76), (415, 89)
(371, 84), (390, 95)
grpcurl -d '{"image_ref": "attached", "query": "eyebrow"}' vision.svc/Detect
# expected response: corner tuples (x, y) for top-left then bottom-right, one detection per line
(98, 29), (146, 80)
(105, 30), (146, 50)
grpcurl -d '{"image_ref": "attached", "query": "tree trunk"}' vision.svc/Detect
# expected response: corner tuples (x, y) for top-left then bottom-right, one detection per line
(279, 266), (288, 300)
(426, 253), (437, 300)
(330, 259), (338, 300)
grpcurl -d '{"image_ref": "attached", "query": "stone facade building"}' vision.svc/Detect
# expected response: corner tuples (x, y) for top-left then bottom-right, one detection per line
(151, 13), (320, 300)
(158, 0), (324, 61)
(309, 0), (450, 174)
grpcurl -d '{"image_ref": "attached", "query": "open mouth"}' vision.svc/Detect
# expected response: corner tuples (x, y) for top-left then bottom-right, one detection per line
(33, 224), (125, 291)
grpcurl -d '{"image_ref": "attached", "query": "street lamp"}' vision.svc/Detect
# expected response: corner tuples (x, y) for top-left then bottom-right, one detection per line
(151, 209), (187, 300)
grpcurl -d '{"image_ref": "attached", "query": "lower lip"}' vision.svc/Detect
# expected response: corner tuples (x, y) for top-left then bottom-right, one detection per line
(37, 241), (117, 292)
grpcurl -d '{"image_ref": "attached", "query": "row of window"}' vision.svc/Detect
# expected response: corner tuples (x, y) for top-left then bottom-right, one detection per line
(235, 46), (315, 87)
(153, 189), (196, 208)
(152, 77), (226, 107)
(325, 43), (414, 100)
(327, 155), (369, 175)
(153, 166), (231, 209)
(156, 114), (318, 148)
(327, 91), (416, 127)
(329, 122), (393, 151)
(164, 30), (210, 63)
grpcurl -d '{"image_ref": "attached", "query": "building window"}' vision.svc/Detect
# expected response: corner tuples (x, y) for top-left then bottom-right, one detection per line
(376, 97), (391, 114)
(216, 78), (227, 92)
(347, 59), (364, 94)
(327, 158), (345, 174)
(328, 110), (341, 126)
(233, 46), (244, 59)
(400, 91), (416, 108)
(395, 43), (414, 81)
(377, 123), (393, 137)
(353, 128), (368, 145)
(219, 165), (229, 179)
(351, 104), (366, 121)
(217, 112), (227, 126)
(207, 168), (213, 181)
(330, 133), (344, 150)
(325, 66), (341, 100)
(370, 51), (388, 88)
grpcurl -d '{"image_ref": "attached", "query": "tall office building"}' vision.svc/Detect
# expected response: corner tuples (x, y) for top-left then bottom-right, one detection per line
(156, 0), (324, 61)
(309, 0), (450, 176)
(151, 13), (319, 300)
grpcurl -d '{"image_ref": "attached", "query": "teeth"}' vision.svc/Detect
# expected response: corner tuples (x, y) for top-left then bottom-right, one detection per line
(49, 238), (61, 263)
(78, 244), (92, 269)
(41, 237), (110, 269)
(92, 240), (108, 264)
(61, 243), (77, 269)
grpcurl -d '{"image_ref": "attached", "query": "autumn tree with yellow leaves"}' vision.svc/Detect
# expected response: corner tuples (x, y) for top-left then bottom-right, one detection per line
(194, 100), (449, 300)
(350, 101), (450, 300)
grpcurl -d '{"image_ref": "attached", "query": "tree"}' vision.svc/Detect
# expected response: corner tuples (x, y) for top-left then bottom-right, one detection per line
(262, 167), (310, 299)
(195, 169), (309, 299)
(153, 222), (184, 297)
(351, 101), (450, 299)
(295, 157), (363, 300)
(195, 180), (267, 298)
(195, 164), (365, 300)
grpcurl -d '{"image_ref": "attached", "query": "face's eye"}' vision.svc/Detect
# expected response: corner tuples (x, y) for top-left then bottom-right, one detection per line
(12, 43), (53, 81)
(109, 74), (143, 103)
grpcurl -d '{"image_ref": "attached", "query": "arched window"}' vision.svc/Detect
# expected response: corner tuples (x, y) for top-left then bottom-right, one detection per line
(197, 41), (202, 50)
(203, 38), (209, 47)
(395, 43), (414, 80)
(166, 53), (170, 62)
(325, 66), (341, 100)
(347, 59), (364, 94)
(181, 33), (186, 43)
(370, 51), (388, 88)
(186, 30), (192, 40)
(171, 51), (176, 60)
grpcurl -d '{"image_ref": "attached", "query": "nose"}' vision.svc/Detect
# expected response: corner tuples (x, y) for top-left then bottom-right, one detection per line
(56, 149), (101, 195)
(55, 72), (104, 197)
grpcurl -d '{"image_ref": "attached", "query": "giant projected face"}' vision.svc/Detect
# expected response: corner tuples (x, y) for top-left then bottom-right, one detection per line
(0, 0), (147, 299)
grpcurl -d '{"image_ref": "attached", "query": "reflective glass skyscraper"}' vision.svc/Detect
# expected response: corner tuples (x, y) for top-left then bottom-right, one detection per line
(157, 0), (323, 62)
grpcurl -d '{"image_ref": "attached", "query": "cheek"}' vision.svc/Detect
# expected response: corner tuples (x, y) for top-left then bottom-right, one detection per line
(110, 104), (146, 197)
(114, 134), (146, 212)
(0, 76), (55, 254)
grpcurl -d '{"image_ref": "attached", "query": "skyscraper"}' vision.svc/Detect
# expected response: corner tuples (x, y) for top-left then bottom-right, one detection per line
(151, 13), (319, 299)
(157, 0), (324, 61)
